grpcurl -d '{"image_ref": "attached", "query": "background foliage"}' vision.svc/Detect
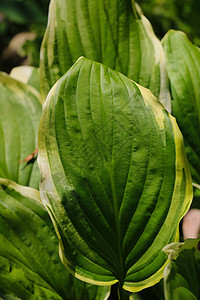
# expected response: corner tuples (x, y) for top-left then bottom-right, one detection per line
(137, 0), (200, 45)
(0, 0), (49, 72)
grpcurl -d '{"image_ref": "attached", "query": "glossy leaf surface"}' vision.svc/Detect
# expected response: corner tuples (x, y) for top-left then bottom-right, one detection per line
(163, 239), (200, 300)
(162, 30), (200, 184)
(40, 0), (170, 110)
(0, 72), (42, 189)
(0, 178), (110, 300)
(38, 57), (192, 292)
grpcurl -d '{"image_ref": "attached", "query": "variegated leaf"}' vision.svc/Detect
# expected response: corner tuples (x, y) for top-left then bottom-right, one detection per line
(0, 178), (110, 300)
(40, 0), (170, 110)
(162, 30), (200, 185)
(38, 57), (192, 293)
(10, 66), (41, 96)
(0, 72), (42, 189)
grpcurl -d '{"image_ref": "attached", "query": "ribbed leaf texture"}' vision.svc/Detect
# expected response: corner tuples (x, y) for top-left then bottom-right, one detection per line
(0, 73), (42, 189)
(38, 57), (192, 292)
(163, 239), (200, 300)
(40, 0), (170, 110)
(0, 178), (110, 300)
(162, 30), (200, 185)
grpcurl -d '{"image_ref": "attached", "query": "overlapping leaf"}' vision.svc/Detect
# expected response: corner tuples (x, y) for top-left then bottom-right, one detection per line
(10, 66), (41, 96)
(163, 239), (200, 300)
(0, 178), (110, 300)
(0, 72), (41, 189)
(162, 30), (200, 184)
(40, 0), (170, 110)
(38, 57), (192, 292)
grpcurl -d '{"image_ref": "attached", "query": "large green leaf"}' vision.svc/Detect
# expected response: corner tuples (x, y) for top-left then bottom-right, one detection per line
(38, 57), (192, 292)
(40, 0), (170, 110)
(0, 178), (110, 300)
(162, 30), (200, 185)
(0, 72), (42, 189)
(163, 239), (200, 300)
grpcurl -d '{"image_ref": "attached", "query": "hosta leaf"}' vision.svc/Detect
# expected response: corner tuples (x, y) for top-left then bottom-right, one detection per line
(162, 30), (200, 184)
(38, 57), (192, 292)
(0, 72), (42, 189)
(163, 239), (200, 300)
(40, 0), (170, 110)
(10, 66), (41, 96)
(0, 178), (110, 300)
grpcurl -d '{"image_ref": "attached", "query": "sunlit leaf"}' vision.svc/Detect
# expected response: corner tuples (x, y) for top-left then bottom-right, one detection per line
(38, 57), (192, 292)
(40, 0), (170, 110)
(10, 66), (41, 96)
(0, 178), (110, 300)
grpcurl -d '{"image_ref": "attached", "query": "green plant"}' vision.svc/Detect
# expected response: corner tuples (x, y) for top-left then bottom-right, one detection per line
(0, 0), (200, 299)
